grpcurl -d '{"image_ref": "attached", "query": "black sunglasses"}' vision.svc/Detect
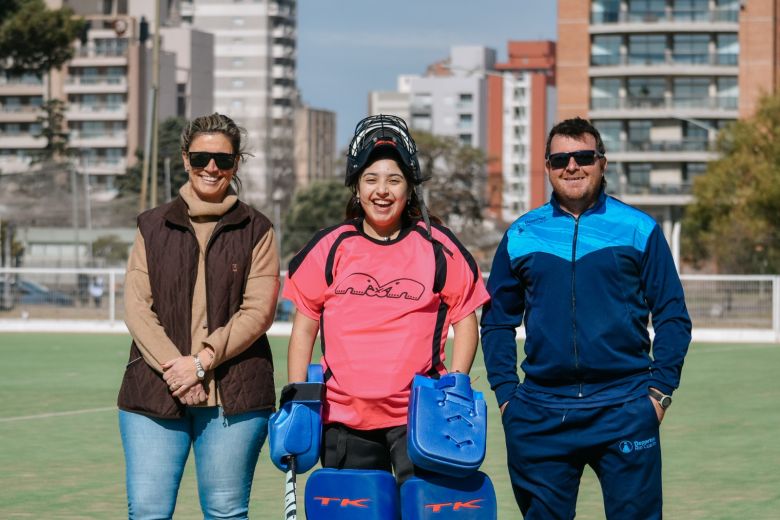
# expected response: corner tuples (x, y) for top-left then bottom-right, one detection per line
(546, 150), (604, 170)
(188, 152), (237, 170)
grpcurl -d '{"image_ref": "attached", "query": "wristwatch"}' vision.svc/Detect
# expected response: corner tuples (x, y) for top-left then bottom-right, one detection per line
(648, 388), (672, 410)
(193, 355), (206, 381)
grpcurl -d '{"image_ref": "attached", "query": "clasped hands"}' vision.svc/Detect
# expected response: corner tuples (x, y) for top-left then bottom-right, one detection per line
(162, 349), (214, 406)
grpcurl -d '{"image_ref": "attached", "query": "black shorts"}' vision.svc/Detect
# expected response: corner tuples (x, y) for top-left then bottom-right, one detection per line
(321, 423), (414, 484)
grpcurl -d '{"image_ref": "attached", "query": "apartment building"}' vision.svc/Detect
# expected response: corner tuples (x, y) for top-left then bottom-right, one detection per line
(182, 0), (298, 209)
(487, 41), (556, 222)
(294, 105), (336, 188)
(0, 0), (211, 197)
(556, 0), (777, 237)
(369, 44), (557, 224)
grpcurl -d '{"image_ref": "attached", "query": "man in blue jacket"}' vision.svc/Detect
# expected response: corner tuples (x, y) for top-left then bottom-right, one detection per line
(481, 117), (692, 519)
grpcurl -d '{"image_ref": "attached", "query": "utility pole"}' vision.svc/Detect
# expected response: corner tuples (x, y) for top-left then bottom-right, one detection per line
(149, 0), (161, 209)
(138, 4), (160, 212)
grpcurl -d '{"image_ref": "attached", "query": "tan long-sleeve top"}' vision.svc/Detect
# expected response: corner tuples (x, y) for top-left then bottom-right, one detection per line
(124, 182), (280, 406)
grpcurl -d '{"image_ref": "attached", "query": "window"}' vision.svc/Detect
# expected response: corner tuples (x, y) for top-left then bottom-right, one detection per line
(458, 113), (473, 129)
(714, 0), (739, 22)
(459, 134), (472, 145)
(627, 0), (666, 22)
(627, 120), (651, 150)
(627, 77), (665, 108)
(591, 78), (621, 109)
(625, 163), (651, 193)
(716, 34), (738, 65)
(628, 34), (666, 65)
(716, 76), (738, 109)
(672, 34), (709, 64)
(591, 0), (620, 23)
(593, 120), (622, 151)
(411, 116), (431, 132)
(673, 77), (710, 107)
(232, 79), (245, 88)
(232, 58), (245, 68)
(592, 35), (622, 66)
(673, 0), (709, 21)
(683, 162), (707, 182)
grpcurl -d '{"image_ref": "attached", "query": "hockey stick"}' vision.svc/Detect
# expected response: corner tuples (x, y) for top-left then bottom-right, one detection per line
(283, 456), (297, 520)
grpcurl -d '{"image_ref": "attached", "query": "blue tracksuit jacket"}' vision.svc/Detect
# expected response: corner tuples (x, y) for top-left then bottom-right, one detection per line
(481, 191), (692, 408)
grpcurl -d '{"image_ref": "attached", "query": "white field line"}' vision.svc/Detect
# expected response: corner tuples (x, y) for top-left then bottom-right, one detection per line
(0, 406), (115, 423)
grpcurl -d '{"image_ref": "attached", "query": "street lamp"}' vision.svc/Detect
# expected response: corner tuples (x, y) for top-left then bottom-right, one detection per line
(272, 187), (285, 258)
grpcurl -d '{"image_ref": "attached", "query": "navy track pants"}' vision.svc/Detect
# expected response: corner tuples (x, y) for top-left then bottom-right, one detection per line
(501, 395), (663, 519)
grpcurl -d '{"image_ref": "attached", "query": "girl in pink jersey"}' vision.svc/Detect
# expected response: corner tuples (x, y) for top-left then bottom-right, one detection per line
(283, 115), (489, 483)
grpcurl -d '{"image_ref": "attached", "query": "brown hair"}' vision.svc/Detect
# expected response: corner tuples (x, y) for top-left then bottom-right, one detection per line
(344, 148), (441, 225)
(180, 113), (249, 193)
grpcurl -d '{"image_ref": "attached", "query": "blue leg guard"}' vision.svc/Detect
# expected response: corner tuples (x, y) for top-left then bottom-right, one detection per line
(407, 373), (488, 477)
(400, 472), (497, 519)
(268, 364), (324, 474)
(305, 468), (400, 519)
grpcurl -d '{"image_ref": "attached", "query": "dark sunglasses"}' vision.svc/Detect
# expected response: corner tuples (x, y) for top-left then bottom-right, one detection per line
(188, 152), (237, 170)
(546, 150), (604, 170)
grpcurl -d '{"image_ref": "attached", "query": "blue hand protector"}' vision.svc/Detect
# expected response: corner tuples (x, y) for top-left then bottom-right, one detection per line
(269, 364), (325, 473)
(407, 372), (487, 477)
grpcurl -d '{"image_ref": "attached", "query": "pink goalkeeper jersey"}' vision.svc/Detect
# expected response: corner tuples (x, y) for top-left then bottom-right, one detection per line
(283, 219), (489, 430)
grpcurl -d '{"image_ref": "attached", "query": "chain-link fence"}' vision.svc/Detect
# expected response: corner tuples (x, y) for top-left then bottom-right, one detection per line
(1, 268), (778, 342)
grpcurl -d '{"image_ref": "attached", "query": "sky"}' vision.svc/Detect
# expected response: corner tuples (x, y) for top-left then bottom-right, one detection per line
(297, 0), (558, 150)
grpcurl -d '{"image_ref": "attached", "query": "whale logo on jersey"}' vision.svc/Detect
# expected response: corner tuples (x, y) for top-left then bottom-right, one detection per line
(335, 273), (425, 300)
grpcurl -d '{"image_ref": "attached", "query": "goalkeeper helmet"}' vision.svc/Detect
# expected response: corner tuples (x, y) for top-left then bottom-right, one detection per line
(345, 114), (422, 186)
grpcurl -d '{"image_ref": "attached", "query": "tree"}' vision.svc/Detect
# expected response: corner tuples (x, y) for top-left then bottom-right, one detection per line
(117, 117), (189, 202)
(0, 0), (84, 78)
(92, 234), (130, 266)
(682, 93), (780, 274)
(33, 98), (69, 163)
(0, 220), (24, 267)
(282, 179), (349, 259)
(413, 131), (487, 236)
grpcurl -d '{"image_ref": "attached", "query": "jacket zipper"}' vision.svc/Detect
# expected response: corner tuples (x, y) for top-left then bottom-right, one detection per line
(571, 216), (583, 397)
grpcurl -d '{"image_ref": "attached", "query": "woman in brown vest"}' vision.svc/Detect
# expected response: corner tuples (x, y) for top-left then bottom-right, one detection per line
(117, 113), (280, 519)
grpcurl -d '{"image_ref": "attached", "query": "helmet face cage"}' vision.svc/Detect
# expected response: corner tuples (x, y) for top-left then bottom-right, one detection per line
(345, 114), (421, 186)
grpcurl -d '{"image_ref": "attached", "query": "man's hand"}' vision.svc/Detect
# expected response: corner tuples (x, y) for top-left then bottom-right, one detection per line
(499, 401), (509, 415)
(648, 396), (666, 423)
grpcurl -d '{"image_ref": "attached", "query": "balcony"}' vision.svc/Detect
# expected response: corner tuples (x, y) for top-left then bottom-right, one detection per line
(0, 105), (41, 122)
(410, 101), (432, 114)
(76, 157), (127, 175)
(592, 7), (738, 25)
(590, 96), (738, 119)
(272, 65), (295, 80)
(607, 139), (717, 163)
(63, 76), (127, 94)
(267, 3), (294, 19)
(69, 130), (128, 148)
(66, 103), (127, 121)
(0, 75), (44, 96)
(0, 133), (45, 149)
(590, 8), (738, 34)
(590, 54), (738, 77)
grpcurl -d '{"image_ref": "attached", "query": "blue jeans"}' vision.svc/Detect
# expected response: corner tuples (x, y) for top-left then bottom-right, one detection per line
(119, 407), (271, 520)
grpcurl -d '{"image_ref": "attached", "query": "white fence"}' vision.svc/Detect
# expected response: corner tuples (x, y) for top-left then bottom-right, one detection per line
(0, 267), (778, 343)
